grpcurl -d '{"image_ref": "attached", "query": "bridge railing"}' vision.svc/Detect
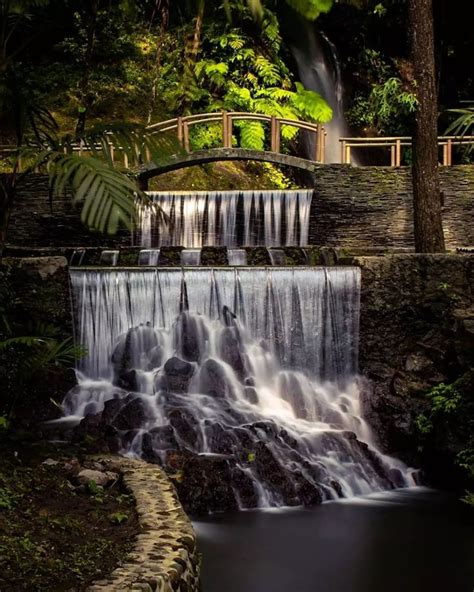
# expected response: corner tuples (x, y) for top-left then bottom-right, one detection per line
(339, 136), (474, 166)
(147, 111), (327, 163)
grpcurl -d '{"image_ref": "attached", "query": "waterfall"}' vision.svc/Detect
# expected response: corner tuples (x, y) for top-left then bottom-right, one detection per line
(65, 267), (415, 508)
(291, 23), (352, 164)
(139, 190), (313, 248)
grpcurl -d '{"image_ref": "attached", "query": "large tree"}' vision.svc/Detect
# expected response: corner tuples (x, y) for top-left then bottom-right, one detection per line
(409, 0), (445, 252)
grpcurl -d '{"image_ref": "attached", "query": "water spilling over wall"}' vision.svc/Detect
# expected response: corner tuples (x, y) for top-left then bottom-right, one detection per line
(66, 267), (415, 510)
(139, 190), (313, 248)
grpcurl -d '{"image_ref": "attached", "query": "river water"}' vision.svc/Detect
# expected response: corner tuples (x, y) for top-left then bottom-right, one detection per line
(195, 488), (474, 592)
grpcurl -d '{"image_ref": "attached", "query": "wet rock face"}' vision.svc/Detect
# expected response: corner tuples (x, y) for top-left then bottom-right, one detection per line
(198, 358), (237, 399)
(174, 312), (209, 362)
(162, 357), (195, 393)
(357, 255), (474, 482)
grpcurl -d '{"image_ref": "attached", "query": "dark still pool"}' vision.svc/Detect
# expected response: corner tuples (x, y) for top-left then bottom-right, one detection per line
(195, 488), (474, 592)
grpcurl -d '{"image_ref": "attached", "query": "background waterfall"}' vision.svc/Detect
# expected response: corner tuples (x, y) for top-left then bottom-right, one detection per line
(291, 22), (352, 163)
(65, 267), (415, 509)
(139, 190), (313, 248)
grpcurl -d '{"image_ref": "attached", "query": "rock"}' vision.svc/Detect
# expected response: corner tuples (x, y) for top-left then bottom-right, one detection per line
(41, 458), (59, 466)
(169, 451), (238, 515)
(199, 358), (236, 399)
(174, 312), (209, 362)
(112, 323), (159, 385)
(169, 409), (200, 449)
(77, 469), (118, 487)
(404, 352), (435, 375)
(162, 357), (195, 393)
(103, 395), (150, 431)
(278, 372), (309, 419)
(219, 326), (246, 379)
(147, 344), (164, 370)
(244, 386), (259, 404)
(116, 368), (140, 392)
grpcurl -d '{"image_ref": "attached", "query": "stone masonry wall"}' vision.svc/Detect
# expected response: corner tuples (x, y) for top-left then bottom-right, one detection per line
(309, 165), (474, 249)
(87, 457), (200, 592)
(4, 166), (474, 249)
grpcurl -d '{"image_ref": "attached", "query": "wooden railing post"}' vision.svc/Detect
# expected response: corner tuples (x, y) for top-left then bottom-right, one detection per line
(321, 128), (326, 164)
(222, 111), (229, 148)
(177, 116), (184, 147)
(315, 124), (322, 162)
(341, 140), (346, 164)
(442, 143), (448, 166)
(390, 145), (396, 166)
(183, 120), (190, 152)
(395, 138), (401, 166)
(345, 144), (351, 165)
(271, 116), (280, 153)
(447, 138), (452, 166)
(227, 115), (233, 148)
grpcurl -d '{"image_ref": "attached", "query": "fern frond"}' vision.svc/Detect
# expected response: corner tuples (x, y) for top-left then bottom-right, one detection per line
(236, 120), (266, 151)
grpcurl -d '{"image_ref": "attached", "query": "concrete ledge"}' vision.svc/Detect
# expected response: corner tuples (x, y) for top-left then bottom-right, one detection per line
(87, 457), (200, 592)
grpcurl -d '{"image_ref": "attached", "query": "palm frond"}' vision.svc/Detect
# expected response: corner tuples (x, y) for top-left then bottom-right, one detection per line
(47, 153), (146, 234)
(445, 108), (474, 138)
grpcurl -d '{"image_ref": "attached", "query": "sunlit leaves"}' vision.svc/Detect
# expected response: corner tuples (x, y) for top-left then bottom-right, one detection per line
(292, 83), (333, 122)
(237, 120), (265, 150)
(285, 0), (333, 20)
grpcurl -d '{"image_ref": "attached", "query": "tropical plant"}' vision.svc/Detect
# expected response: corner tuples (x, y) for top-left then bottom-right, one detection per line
(0, 266), (86, 418)
(165, 5), (332, 151)
(445, 106), (474, 155)
(0, 75), (181, 250)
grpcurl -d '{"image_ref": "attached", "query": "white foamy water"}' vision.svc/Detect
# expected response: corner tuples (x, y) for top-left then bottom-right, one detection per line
(65, 267), (416, 507)
(138, 190), (313, 248)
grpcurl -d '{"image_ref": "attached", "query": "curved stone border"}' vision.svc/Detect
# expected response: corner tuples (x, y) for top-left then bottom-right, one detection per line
(87, 457), (200, 592)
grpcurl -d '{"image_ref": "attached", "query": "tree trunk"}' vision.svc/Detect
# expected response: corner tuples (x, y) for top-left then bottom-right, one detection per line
(409, 0), (445, 252)
(179, 0), (205, 114)
(146, 0), (170, 125)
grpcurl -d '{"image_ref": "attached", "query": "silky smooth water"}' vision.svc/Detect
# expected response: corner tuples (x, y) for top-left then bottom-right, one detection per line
(65, 267), (415, 508)
(138, 190), (313, 248)
(196, 489), (474, 592)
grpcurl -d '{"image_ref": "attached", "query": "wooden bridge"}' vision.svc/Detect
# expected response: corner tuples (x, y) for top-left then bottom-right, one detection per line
(1, 110), (473, 178)
(139, 111), (326, 184)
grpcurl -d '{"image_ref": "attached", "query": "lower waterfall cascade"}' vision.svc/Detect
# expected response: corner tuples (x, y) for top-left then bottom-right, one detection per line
(65, 266), (417, 510)
(138, 189), (313, 248)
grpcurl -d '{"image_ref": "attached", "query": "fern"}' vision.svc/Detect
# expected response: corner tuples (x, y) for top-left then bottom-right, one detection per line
(254, 55), (281, 85)
(236, 120), (266, 150)
(292, 83), (333, 122)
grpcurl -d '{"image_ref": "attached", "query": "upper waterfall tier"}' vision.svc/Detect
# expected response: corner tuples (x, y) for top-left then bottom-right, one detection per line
(139, 190), (313, 248)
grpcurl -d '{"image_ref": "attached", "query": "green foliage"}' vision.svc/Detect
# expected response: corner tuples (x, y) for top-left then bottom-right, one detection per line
(415, 383), (462, 439)
(416, 375), (474, 498)
(445, 107), (474, 158)
(176, 10), (332, 151)
(0, 265), (85, 418)
(348, 73), (417, 135)
(285, 0), (333, 20)
(108, 511), (129, 524)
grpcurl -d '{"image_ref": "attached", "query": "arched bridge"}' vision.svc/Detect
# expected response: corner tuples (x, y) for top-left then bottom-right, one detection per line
(138, 112), (326, 184)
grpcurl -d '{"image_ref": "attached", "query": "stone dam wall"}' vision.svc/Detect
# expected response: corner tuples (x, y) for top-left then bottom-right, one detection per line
(4, 166), (474, 250)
